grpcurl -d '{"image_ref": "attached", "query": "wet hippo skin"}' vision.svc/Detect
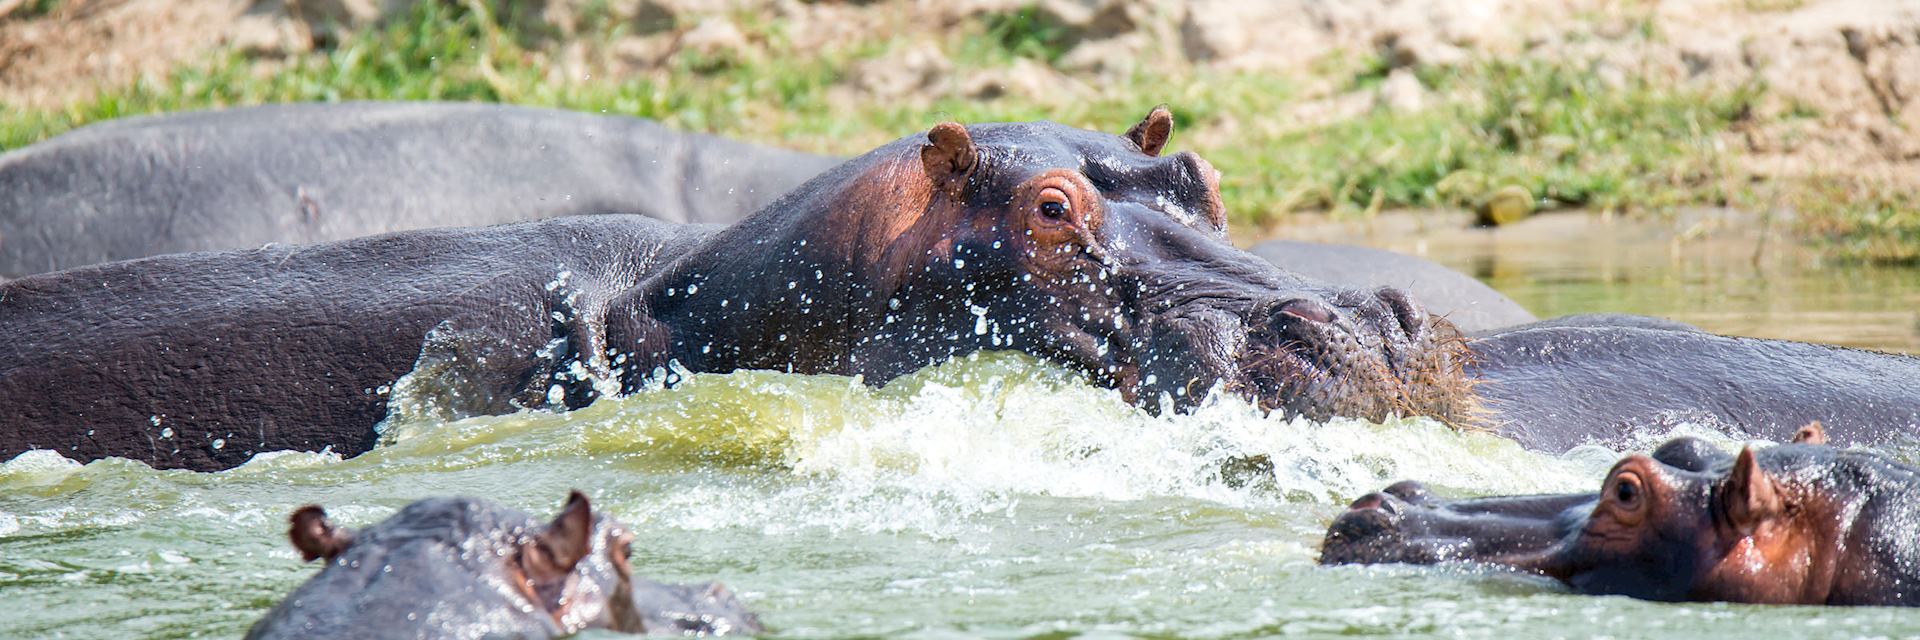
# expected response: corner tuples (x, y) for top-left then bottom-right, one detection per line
(1, 110), (1476, 470)
(0, 102), (840, 277)
(0, 101), (1538, 335)
(1246, 240), (1535, 334)
(5, 110), (1917, 470)
(1468, 324), (1920, 451)
(247, 491), (761, 638)
(1323, 427), (1920, 606)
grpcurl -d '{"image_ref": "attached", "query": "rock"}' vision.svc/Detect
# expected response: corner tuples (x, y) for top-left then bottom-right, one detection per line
(1178, 0), (1265, 62)
(1743, 30), (1881, 133)
(1378, 67), (1425, 114)
(266, 0), (411, 31)
(846, 43), (951, 100)
(962, 58), (1079, 101)
(1058, 33), (1147, 75)
(1034, 0), (1139, 43)
(1477, 185), (1535, 227)
(677, 16), (748, 60)
(630, 0), (734, 33)
(612, 33), (675, 68)
(225, 12), (314, 57)
(1848, 25), (1920, 133)
(1381, 31), (1467, 69)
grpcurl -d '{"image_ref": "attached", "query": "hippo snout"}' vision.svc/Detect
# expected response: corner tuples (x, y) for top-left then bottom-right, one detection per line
(1234, 284), (1472, 425)
(1370, 287), (1433, 343)
(1381, 479), (1437, 506)
(1321, 493), (1414, 565)
(1253, 286), (1429, 341)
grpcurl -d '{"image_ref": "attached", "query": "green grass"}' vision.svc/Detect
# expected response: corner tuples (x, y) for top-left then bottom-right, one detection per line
(0, 0), (1907, 261)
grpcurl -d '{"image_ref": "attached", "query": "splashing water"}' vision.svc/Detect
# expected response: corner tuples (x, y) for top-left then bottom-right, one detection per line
(4, 354), (1918, 639)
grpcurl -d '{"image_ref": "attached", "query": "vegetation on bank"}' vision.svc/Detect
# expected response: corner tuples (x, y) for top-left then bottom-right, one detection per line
(1, 1), (1911, 262)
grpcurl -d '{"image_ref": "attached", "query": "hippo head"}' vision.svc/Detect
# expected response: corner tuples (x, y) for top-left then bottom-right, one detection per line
(262, 492), (760, 637)
(1321, 436), (1734, 566)
(1322, 428), (1898, 605)
(636, 108), (1474, 425)
(1521, 444), (1858, 603)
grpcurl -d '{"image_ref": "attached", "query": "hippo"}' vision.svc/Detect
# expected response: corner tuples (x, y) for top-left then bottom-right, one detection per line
(0, 101), (839, 277)
(1244, 240), (1535, 333)
(1466, 323), (1920, 452)
(1, 109), (1477, 470)
(1321, 426), (1920, 606)
(248, 491), (761, 638)
(5, 110), (1918, 471)
(0, 101), (1533, 334)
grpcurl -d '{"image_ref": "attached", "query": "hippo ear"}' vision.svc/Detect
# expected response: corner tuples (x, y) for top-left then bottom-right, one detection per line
(920, 122), (976, 198)
(288, 505), (354, 562)
(1123, 106), (1174, 157)
(1720, 447), (1783, 537)
(522, 490), (595, 584)
(1790, 421), (1827, 445)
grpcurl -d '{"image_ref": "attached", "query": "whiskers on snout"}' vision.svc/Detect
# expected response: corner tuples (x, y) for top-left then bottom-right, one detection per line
(1231, 295), (1482, 430)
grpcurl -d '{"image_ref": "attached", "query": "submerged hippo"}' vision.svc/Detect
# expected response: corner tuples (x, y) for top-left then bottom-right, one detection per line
(0, 109), (1473, 470)
(1321, 426), (1920, 606)
(1245, 240), (1535, 333)
(249, 491), (760, 638)
(0, 101), (1531, 334)
(4, 109), (1918, 471)
(0, 101), (839, 277)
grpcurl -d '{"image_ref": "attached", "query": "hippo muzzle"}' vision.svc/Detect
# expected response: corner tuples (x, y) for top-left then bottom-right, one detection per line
(1110, 206), (1474, 423)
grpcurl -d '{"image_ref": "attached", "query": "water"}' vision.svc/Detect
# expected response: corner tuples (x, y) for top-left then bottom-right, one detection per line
(8, 212), (1920, 639)
(1275, 208), (1920, 353)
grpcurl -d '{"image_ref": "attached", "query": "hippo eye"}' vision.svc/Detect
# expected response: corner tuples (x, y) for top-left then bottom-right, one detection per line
(1037, 188), (1071, 221)
(1610, 472), (1645, 511)
(1615, 479), (1638, 504)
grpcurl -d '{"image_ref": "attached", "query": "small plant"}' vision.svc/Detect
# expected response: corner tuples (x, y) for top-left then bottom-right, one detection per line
(979, 5), (1071, 64)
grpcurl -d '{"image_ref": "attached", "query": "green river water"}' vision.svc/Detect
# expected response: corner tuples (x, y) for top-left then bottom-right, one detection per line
(6, 212), (1920, 639)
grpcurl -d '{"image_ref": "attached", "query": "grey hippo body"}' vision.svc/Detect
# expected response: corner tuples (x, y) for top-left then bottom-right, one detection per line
(5, 112), (1913, 471)
(0, 112), (1477, 470)
(1467, 324), (1920, 452)
(249, 491), (760, 638)
(0, 101), (838, 277)
(1245, 240), (1535, 333)
(1, 102), (1530, 333)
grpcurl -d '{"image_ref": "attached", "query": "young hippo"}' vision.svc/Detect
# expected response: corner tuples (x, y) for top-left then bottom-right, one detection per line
(1322, 425), (1920, 606)
(247, 492), (761, 639)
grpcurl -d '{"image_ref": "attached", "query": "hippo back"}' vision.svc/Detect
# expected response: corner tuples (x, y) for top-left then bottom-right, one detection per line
(1246, 240), (1535, 334)
(0, 102), (838, 277)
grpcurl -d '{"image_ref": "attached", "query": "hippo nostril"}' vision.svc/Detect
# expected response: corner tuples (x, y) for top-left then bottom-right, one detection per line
(1347, 492), (1399, 515)
(1271, 298), (1338, 325)
(1383, 480), (1435, 505)
(1375, 287), (1428, 338)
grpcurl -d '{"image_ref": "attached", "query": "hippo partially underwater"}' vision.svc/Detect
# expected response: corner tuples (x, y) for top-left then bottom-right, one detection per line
(4, 110), (1919, 471)
(0, 102), (1533, 332)
(249, 491), (760, 638)
(1321, 424), (1920, 606)
(0, 102), (839, 277)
